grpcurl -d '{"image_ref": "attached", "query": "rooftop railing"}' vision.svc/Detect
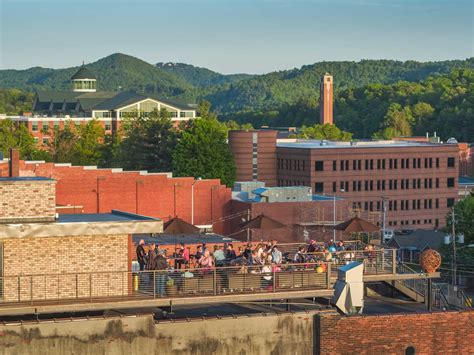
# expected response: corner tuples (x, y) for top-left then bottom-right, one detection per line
(0, 249), (398, 308)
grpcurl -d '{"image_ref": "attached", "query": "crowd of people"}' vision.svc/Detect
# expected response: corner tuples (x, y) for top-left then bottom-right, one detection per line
(135, 238), (379, 296)
(136, 238), (374, 272)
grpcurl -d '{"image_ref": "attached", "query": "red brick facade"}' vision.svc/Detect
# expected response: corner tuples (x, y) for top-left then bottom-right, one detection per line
(228, 130), (277, 186)
(315, 310), (474, 354)
(0, 161), (232, 234)
(277, 143), (459, 230)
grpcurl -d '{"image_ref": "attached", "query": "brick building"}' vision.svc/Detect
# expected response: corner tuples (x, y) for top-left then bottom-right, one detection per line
(228, 133), (460, 230)
(0, 152), (163, 303)
(1, 65), (197, 147)
(0, 159), (232, 235)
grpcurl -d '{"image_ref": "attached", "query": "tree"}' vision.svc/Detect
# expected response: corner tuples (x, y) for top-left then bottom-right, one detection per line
(48, 120), (105, 165)
(292, 124), (352, 141)
(0, 119), (43, 159)
(446, 195), (474, 244)
(120, 109), (177, 172)
(172, 117), (236, 187)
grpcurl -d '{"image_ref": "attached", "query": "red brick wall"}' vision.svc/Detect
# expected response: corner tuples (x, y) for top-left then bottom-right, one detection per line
(315, 310), (474, 355)
(0, 161), (232, 234)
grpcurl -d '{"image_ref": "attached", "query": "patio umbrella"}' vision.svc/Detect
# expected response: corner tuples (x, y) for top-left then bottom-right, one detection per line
(240, 214), (286, 241)
(334, 216), (380, 233)
(334, 216), (379, 243)
(163, 217), (200, 234)
(162, 217), (201, 255)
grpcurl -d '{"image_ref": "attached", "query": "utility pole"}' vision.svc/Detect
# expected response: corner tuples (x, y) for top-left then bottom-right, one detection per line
(381, 196), (388, 243)
(451, 209), (457, 286)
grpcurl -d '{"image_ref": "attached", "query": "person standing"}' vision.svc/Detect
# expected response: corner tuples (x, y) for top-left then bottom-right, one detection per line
(136, 239), (147, 271)
(155, 250), (168, 297)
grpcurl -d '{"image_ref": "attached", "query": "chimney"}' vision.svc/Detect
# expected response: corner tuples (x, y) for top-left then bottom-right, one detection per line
(9, 148), (19, 178)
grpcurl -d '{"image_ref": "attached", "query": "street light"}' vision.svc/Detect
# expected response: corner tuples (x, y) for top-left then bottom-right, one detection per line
(333, 189), (345, 241)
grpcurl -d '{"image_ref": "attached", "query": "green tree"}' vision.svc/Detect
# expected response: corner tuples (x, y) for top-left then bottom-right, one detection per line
(292, 123), (352, 141)
(120, 108), (177, 172)
(172, 117), (236, 187)
(0, 119), (41, 159)
(48, 120), (105, 165)
(99, 133), (123, 168)
(446, 195), (474, 244)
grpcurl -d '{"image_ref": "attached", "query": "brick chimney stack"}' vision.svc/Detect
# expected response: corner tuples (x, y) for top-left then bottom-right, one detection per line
(9, 148), (19, 178)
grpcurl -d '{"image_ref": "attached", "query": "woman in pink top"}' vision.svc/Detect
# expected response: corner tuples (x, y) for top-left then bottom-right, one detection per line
(199, 249), (214, 271)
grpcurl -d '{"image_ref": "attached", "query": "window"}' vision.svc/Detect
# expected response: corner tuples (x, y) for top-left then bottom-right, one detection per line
(447, 198), (455, 208)
(435, 199), (439, 208)
(332, 182), (336, 193)
(345, 181), (349, 192)
(389, 159), (393, 169)
(370, 160), (374, 170)
(401, 159), (405, 169)
(315, 161), (324, 171)
(31, 122), (38, 132)
(353, 160), (357, 170)
(54, 121), (60, 129)
(333, 160), (337, 171)
(105, 122), (112, 131)
(447, 157), (455, 168)
(314, 182), (324, 193)
(365, 181), (369, 191)
(42, 137), (49, 145)
(447, 177), (455, 188)
(365, 160), (369, 170)
(436, 178), (440, 188)
(352, 181), (356, 191)
(358, 160), (362, 170)
(340, 161), (344, 171)
(436, 158), (440, 168)
(345, 160), (349, 170)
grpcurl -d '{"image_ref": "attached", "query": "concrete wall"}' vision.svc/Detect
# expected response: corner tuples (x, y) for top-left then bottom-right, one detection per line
(0, 312), (315, 355)
(0, 309), (472, 354)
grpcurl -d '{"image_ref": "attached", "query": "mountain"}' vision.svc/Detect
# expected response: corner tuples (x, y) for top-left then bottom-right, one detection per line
(199, 59), (474, 116)
(156, 62), (253, 87)
(0, 53), (192, 96)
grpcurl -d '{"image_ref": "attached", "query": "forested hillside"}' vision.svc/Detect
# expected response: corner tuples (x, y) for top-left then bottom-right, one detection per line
(0, 53), (191, 96)
(156, 62), (253, 87)
(202, 59), (474, 115)
(1, 54), (473, 141)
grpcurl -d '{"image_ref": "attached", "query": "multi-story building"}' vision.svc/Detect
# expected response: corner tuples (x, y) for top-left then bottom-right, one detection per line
(2, 65), (197, 146)
(228, 131), (460, 230)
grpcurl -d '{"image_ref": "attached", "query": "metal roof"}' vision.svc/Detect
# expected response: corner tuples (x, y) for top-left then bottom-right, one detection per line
(58, 210), (158, 223)
(133, 233), (238, 245)
(0, 176), (54, 182)
(71, 66), (97, 80)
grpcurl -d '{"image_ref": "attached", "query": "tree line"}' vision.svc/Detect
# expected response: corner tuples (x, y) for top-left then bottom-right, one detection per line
(0, 102), (247, 187)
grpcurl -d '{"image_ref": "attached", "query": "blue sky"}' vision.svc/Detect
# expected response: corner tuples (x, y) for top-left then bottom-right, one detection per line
(1, 0), (472, 73)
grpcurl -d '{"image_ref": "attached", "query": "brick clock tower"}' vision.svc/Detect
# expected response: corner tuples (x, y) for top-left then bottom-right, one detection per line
(319, 73), (333, 125)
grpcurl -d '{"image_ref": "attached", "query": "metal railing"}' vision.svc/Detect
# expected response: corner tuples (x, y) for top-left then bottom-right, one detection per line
(303, 249), (397, 277)
(0, 263), (332, 307)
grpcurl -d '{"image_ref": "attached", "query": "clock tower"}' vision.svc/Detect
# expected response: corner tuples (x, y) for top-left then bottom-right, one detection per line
(319, 74), (333, 125)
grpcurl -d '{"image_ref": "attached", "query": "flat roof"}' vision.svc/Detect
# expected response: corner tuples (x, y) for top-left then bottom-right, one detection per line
(277, 139), (451, 149)
(58, 210), (157, 223)
(0, 176), (54, 182)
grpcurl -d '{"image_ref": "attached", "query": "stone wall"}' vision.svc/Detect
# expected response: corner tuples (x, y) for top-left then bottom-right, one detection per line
(1, 234), (129, 302)
(0, 179), (56, 223)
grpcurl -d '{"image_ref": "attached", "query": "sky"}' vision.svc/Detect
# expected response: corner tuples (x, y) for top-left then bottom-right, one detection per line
(0, 0), (472, 74)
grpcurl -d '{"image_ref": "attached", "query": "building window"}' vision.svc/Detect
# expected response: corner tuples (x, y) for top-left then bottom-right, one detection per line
(340, 160), (344, 171)
(105, 122), (112, 131)
(315, 161), (324, 171)
(345, 160), (349, 170)
(314, 182), (324, 193)
(370, 160), (374, 170)
(333, 160), (337, 171)
(54, 121), (60, 130)
(31, 122), (38, 132)
(365, 160), (369, 170)
(353, 160), (357, 170)
(436, 178), (440, 188)
(447, 157), (455, 168)
(358, 160), (362, 170)
(332, 182), (336, 193)
(447, 177), (455, 188)
(436, 158), (440, 168)
(42, 137), (49, 145)
(435, 199), (439, 208)
(447, 198), (455, 208)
